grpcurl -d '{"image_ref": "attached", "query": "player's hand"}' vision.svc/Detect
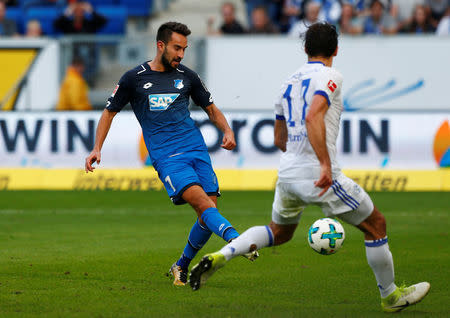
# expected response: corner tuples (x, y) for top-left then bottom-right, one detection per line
(275, 140), (286, 152)
(221, 129), (236, 150)
(314, 165), (332, 197)
(85, 150), (101, 173)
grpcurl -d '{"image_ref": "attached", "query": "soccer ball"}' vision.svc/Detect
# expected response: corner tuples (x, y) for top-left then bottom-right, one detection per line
(308, 218), (345, 255)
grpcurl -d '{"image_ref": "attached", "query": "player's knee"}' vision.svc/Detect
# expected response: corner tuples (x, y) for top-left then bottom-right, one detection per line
(270, 225), (295, 245)
(195, 199), (215, 215)
(358, 207), (387, 239)
(184, 188), (216, 215)
(369, 207), (386, 232)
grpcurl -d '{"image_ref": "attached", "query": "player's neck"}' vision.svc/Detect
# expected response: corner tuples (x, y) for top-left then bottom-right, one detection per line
(308, 57), (333, 67)
(148, 57), (167, 72)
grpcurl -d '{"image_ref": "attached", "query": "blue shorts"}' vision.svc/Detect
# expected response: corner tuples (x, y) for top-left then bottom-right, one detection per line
(155, 150), (220, 205)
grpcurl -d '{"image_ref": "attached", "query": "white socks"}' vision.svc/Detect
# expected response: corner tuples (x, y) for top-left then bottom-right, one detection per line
(220, 225), (274, 261)
(365, 237), (397, 298)
(220, 227), (397, 298)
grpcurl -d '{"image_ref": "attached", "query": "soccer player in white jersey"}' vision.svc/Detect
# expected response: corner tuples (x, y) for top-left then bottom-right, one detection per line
(189, 22), (430, 312)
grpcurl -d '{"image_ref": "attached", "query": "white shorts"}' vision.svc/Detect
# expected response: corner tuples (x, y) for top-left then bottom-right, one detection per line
(272, 173), (374, 226)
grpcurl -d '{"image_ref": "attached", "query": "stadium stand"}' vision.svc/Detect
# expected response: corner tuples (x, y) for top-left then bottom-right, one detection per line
(24, 6), (62, 36)
(4, 6), (23, 33)
(96, 5), (127, 34)
(3, 0), (155, 36)
(89, 0), (117, 6)
(119, 0), (153, 17)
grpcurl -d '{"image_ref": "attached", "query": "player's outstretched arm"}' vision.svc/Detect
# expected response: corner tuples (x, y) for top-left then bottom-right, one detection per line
(305, 95), (332, 196)
(85, 109), (117, 173)
(204, 104), (236, 150)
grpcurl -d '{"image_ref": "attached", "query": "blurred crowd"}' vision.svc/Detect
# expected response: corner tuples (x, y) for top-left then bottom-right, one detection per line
(208, 0), (450, 36)
(0, 0), (107, 37)
(2, 0), (449, 38)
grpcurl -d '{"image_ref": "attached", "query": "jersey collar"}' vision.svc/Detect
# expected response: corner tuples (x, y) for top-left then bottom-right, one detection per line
(146, 60), (178, 73)
(307, 61), (325, 66)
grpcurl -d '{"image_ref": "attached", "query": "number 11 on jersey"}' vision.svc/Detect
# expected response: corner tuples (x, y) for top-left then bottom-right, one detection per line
(283, 79), (311, 127)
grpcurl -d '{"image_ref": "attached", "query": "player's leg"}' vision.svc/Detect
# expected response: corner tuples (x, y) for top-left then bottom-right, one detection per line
(209, 182), (302, 260)
(158, 156), (216, 285)
(332, 175), (430, 312)
(190, 182), (304, 290)
(355, 205), (430, 312)
(324, 174), (396, 300)
(186, 152), (240, 242)
(182, 185), (239, 242)
(217, 221), (297, 262)
(169, 217), (213, 285)
(192, 155), (259, 260)
(170, 196), (217, 285)
(346, 201), (398, 298)
(176, 196), (217, 269)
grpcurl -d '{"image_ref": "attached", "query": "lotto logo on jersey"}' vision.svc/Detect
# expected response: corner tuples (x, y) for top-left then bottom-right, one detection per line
(148, 93), (180, 111)
(327, 80), (337, 92)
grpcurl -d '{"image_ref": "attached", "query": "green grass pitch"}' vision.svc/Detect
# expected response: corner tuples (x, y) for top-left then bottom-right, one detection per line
(0, 191), (449, 317)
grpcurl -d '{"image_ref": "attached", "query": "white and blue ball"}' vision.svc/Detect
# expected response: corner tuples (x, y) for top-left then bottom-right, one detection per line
(308, 218), (345, 255)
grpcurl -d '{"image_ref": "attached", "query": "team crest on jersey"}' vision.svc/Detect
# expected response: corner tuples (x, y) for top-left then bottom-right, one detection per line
(148, 93), (180, 111)
(174, 79), (184, 89)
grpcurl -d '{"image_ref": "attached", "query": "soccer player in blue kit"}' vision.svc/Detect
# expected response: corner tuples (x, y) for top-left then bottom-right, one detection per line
(85, 22), (256, 286)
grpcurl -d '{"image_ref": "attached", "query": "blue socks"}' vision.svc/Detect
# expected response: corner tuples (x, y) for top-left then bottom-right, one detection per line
(176, 219), (212, 270)
(176, 208), (239, 270)
(200, 207), (239, 242)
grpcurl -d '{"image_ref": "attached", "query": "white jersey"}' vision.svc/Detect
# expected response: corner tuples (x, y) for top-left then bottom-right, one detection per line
(274, 61), (344, 182)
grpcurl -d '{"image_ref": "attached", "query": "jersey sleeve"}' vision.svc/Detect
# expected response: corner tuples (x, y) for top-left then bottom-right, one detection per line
(274, 83), (288, 120)
(105, 71), (134, 112)
(188, 71), (213, 108)
(313, 69), (343, 106)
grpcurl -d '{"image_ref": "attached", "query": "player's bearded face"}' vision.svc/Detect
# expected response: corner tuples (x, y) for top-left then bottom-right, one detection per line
(160, 34), (186, 70)
(161, 48), (180, 70)
(161, 45), (182, 70)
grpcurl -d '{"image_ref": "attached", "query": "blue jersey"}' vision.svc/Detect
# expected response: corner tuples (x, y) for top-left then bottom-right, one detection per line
(106, 62), (213, 167)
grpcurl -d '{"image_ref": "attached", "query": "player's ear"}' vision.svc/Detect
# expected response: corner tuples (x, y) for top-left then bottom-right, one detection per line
(156, 40), (165, 51)
(333, 46), (338, 57)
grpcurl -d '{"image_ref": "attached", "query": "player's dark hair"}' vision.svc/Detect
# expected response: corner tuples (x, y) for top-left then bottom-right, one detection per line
(303, 22), (338, 58)
(157, 22), (191, 43)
